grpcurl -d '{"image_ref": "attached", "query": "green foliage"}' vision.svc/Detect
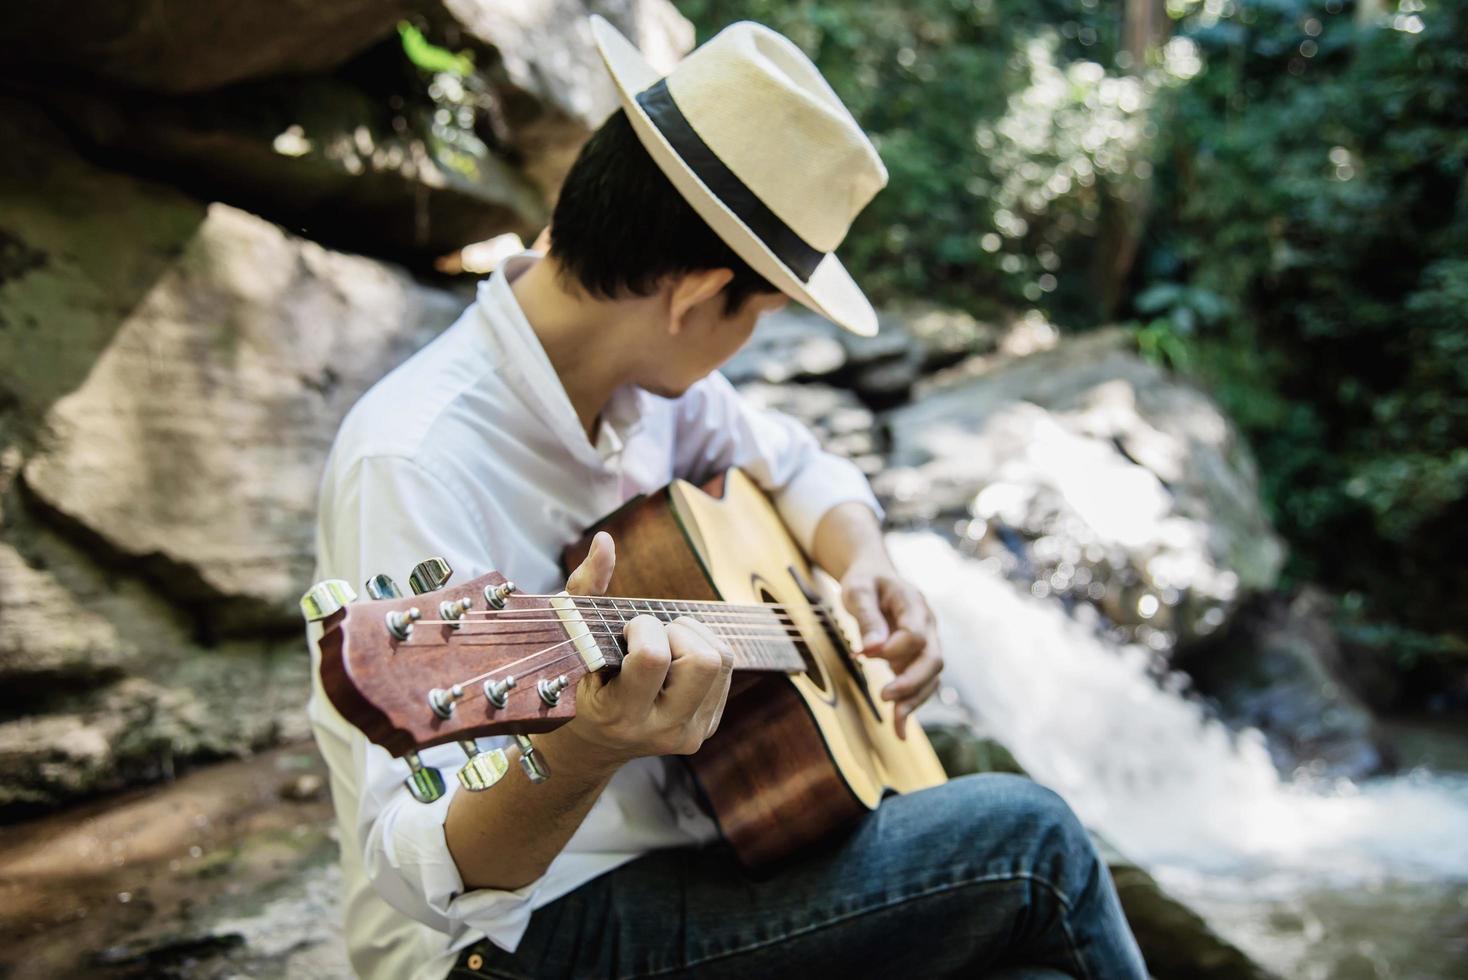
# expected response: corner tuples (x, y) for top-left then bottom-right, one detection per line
(398, 21), (473, 77)
(681, 0), (1154, 323)
(1147, 0), (1468, 652)
(684, 0), (1468, 673)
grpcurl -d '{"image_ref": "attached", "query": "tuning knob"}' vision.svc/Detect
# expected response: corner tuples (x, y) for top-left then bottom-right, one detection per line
(409, 557), (452, 596)
(439, 596), (473, 625)
(386, 606), (421, 641)
(365, 574), (403, 600)
(483, 675), (516, 709)
(514, 734), (550, 783)
(484, 580), (517, 609)
(299, 580), (357, 622)
(537, 674), (570, 706)
(403, 751), (446, 804)
(456, 740), (510, 792)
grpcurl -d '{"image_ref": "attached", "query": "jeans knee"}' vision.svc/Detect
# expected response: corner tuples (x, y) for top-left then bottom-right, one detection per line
(954, 775), (1099, 890)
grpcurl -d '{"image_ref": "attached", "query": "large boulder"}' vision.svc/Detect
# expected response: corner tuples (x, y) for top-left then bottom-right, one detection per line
(2, 102), (466, 630)
(0, 1), (414, 94)
(877, 328), (1286, 651)
(0, 105), (470, 812)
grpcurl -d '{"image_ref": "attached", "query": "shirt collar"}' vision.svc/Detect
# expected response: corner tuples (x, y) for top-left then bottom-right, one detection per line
(475, 253), (645, 467)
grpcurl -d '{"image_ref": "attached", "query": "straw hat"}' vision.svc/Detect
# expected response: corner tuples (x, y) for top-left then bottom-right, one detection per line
(589, 15), (888, 336)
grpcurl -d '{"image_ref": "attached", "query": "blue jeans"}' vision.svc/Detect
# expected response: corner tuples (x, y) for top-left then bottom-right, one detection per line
(449, 774), (1147, 979)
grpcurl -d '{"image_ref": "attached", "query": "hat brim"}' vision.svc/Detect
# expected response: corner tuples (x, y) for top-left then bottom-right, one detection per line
(588, 15), (879, 337)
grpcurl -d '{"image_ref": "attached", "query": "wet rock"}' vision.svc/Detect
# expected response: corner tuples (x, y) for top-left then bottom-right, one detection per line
(1097, 842), (1280, 980)
(41, 77), (549, 265)
(877, 329), (1285, 652)
(1176, 588), (1390, 780)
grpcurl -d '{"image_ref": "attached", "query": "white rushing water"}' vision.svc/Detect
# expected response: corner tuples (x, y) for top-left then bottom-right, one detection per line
(888, 531), (1468, 888)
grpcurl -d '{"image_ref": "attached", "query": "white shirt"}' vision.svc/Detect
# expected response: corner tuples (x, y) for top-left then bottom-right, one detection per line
(307, 253), (882, 980)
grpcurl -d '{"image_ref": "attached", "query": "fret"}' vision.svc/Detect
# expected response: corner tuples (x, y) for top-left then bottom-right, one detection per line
(587, 597), (622, 668)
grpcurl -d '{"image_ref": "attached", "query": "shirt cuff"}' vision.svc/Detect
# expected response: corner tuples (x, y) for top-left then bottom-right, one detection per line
(772, 453), (884, 556)
(362, 752), (545, 956)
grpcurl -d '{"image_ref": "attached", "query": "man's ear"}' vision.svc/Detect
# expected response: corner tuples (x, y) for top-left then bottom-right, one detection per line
(667, 267), (735, 335)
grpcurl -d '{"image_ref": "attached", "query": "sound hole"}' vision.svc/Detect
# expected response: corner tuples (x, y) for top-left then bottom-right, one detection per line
(758, 586), (829, 695)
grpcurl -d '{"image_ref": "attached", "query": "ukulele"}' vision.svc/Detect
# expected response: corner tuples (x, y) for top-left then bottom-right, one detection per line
(302, 467), (946, 866)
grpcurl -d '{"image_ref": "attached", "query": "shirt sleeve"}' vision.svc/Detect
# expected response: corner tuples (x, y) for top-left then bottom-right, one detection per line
(312, 453), (546, 955)
(670, 371), (883, 553)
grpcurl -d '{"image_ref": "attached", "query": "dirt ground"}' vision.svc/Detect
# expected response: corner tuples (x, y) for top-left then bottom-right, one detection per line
(0, 743), (349, 979)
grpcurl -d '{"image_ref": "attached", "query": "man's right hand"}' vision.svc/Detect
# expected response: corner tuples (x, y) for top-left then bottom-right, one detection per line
(558, 531), (735, 769)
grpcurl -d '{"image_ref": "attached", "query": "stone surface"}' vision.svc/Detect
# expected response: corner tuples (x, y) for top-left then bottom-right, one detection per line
(1176, 588), (1389, 780)
(42, 76), (549, 264)
(3, 106), (466, 629)
(735, 381), (883, 474)
(877, 328), (1286, 653)
(0, 0), (414, 94)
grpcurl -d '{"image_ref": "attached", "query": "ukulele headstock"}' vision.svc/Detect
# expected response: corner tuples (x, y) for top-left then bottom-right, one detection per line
(302, 563), (617, 761)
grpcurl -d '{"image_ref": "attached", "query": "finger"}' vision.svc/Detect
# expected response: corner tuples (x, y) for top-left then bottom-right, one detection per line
(881, 647), (941, 703)
(676, 618), (735, 737)
(874, 629), (925, 678)
(843, 579), (889, 652)
(658, 619), (724, 720)
(566, 532), (616, 597)
(612, 614), (671, 716)
(894, 675), (943, 740)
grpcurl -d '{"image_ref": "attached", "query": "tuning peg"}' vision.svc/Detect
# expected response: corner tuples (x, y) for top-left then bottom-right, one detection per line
(456, 740), (510, 792)
(483, 675), (516, 709)
(439, 596), (473, 626)
(300, 580), (357, 622)
(386, 606), (421, 641)
(428, 684), (464, 718)
(403, 751), (446, 804)
(514, 734), (550, 783)
(409, 557), (452, 595)
(365, 574), (403, 600)
(483, 580), (517, 610)
(537, 674), (570, 706)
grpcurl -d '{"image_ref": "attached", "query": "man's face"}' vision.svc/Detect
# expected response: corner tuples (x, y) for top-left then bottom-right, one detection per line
(635, 287), (788, 397)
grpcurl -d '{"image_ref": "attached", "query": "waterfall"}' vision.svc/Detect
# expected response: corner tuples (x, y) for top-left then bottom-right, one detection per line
(890, 531), (1468, 885)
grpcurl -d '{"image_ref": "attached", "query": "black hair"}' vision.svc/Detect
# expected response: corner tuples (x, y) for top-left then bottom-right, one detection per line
(548, 108), (779, 314)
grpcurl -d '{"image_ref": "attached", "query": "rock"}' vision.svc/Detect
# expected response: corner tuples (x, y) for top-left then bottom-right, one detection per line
(279, 773), (326, 803)
(724, 304), (996, 407)
(735, 382), (884, 474)
(1175, 588), (1390, 780)
(2, 103), (467, 630)
(430, 0), (696, 195)
(41, 76), (549, 264)
(722, 308), (848, 385)
(877, 329), (1286, 653)
(0, 0), (413, 94)
(1099, 848), (1280, 980)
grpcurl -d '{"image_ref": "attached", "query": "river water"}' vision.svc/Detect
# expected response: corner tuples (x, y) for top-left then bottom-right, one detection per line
(890, 532), (1468, 980)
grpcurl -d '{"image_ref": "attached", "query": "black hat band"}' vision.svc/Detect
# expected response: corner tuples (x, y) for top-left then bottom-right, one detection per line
(635, 79), (826, 283)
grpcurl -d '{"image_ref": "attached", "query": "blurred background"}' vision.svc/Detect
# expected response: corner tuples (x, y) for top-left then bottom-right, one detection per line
(0, 1), (1464, 977)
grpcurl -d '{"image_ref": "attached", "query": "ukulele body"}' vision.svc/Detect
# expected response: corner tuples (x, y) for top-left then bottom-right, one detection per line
(564, 468), (947, 866)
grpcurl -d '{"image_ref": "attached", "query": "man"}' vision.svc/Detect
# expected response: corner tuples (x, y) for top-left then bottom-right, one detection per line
(308, 16), (1146, 980)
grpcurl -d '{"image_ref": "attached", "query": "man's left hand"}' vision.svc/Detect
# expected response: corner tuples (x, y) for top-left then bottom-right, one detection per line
(840, 562), (942, 739)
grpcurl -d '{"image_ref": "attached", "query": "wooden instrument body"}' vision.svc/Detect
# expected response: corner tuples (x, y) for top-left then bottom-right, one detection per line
(566, 469), (947, 866)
